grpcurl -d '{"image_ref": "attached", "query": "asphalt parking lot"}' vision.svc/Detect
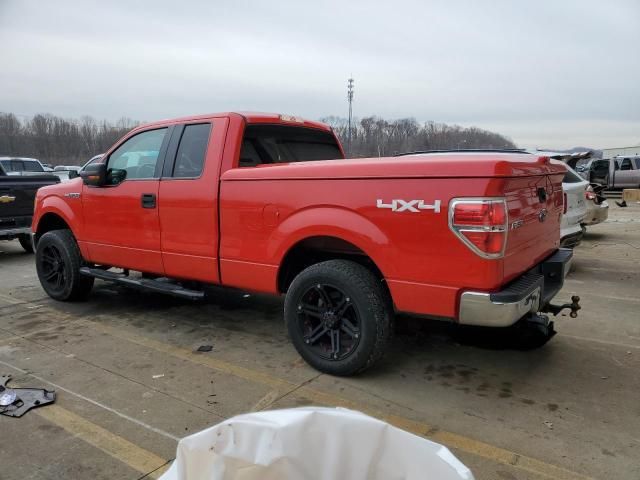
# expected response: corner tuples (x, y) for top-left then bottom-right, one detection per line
(1, 204), (638, 480)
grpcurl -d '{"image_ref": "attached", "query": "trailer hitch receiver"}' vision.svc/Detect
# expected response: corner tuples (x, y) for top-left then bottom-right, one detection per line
(544, 295), (581, 318)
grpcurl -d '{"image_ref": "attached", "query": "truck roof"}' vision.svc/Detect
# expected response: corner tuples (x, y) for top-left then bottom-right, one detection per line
(136, 112), (333, 133)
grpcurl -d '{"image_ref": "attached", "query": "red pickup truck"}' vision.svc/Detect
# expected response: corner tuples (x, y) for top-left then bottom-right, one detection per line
(32, 112), (580, 375)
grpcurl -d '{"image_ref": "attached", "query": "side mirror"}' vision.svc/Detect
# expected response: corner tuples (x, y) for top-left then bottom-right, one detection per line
(80, 162), (107, 186)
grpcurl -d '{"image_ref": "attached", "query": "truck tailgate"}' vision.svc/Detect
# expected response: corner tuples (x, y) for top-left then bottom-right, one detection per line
(502, 173), (565, 284)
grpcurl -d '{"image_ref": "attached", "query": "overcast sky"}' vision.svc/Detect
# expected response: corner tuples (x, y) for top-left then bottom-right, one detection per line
(1, 0), (638, 149)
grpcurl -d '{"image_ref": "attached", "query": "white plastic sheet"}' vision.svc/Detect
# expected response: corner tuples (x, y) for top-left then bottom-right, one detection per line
(160, 407), (474, 480)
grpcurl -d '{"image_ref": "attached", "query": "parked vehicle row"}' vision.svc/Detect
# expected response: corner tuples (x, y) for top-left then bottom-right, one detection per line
(0, 161), (60, 252)
(27, 112), (582, 375)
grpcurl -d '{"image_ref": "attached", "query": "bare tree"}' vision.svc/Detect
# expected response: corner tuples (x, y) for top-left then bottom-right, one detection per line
(322, 116), (516, 157)
(0, 113), (136, 165)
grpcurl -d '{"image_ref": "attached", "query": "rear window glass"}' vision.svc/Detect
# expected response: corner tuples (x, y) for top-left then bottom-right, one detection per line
(563, 168), (585, 183)
(173, 123), (211, 178)
(239, 125), (343, 167)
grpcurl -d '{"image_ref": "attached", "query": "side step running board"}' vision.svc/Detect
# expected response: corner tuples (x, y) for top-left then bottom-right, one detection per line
(79, 267), (204, 300)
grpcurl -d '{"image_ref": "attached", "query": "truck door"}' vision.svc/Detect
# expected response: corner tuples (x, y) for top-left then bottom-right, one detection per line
(81, 127), (171, 274)
(616, 158), (638, 188)
(590, 159), (609, 185)
(158, 118), (227, 283)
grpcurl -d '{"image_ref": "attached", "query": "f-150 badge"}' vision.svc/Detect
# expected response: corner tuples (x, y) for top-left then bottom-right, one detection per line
(376, 199), (441, 213)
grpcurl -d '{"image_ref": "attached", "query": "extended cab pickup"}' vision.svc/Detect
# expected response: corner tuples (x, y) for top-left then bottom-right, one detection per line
(32, 112), (579, 375)
(588, 156), (640, 189)
(1, 162), (59, 252)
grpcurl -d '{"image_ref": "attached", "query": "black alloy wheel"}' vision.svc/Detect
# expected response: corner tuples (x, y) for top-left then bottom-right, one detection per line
(284, 260), (393, 376)
(36, 229), (94, 301)
(296, 283), (361, 361)
(39, 243), (68, 295)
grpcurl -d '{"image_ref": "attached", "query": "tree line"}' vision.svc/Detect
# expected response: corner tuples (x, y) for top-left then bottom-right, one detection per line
(0, 112), (516, 165)
(0, 113), (136, 165)
(322, 116), (515, 157)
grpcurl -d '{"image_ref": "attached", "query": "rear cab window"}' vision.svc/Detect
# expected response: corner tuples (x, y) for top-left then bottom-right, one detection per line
(620, 158), (633, 170)
(239, 125), (343, 167)
(23, 161), (44, 172)
(172, 123), (212, 178)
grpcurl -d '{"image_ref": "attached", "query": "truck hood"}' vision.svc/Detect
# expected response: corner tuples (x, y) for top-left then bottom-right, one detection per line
(222, 153), (566, 181)
(37, 176), (83, 196)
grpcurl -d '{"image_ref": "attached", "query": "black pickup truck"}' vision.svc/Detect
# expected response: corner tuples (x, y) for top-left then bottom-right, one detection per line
(0, 162), (59, 252)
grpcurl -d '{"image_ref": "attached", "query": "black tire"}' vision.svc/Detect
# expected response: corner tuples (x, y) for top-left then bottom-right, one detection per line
(35, 229), (94, 301)
(18, 234), (34, 253)
(284, 260), (393, 376)
(512, 315), (556, 350)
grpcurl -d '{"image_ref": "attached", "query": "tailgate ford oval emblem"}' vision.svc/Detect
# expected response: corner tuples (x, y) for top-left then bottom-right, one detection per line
(538, 209), (548, 222)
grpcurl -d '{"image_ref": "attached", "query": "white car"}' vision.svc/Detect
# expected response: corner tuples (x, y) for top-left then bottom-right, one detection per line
(558, 163), (589, 248)
(532, 150), (589, 248)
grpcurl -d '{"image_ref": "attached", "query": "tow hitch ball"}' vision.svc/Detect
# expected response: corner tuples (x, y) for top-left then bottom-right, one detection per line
(544, 295), (581, 318)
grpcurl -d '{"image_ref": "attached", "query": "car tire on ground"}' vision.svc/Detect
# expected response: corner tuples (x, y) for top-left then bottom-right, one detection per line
(18, 234), (34, 253)
(35, 229), (94, 301)
(284, 259), (393, 376)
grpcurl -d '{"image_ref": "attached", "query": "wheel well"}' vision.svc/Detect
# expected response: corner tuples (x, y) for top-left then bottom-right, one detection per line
(277, 236), (385, 293)
(35, 213), (71, 243)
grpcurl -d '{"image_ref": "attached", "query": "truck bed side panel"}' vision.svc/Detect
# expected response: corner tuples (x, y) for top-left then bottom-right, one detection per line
(219, 177), (506, 317)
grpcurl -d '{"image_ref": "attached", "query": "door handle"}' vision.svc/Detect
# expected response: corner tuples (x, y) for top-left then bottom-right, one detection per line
(141, 193), (156, 209)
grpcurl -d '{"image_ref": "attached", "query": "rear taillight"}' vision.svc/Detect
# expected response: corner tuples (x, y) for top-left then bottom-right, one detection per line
(563, 193), (568, 214)
(449, 198), (508, 258)
(585, 190), (596, 201)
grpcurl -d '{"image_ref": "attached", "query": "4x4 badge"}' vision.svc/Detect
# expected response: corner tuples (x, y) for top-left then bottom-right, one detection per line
(376, 199), (441, 213)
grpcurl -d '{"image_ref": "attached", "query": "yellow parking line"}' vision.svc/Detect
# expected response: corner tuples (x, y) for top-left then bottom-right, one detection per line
(79, 318), (593, 480)
(36, 405), (169, 479)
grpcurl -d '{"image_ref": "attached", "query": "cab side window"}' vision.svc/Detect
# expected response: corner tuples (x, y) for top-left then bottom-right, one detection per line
(107, 128), (167, 181)
(620, 158), (632, 171)
(173, 123), (211, 178)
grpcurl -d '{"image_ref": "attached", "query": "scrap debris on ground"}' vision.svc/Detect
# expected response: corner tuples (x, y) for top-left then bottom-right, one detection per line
(0, 374), (56, 418)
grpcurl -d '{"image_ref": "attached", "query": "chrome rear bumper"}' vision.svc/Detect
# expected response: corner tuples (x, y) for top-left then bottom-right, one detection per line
(458, 249), (573, 327)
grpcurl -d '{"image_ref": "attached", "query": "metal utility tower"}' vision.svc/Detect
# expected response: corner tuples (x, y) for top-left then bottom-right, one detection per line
(347, 77), (354, 156)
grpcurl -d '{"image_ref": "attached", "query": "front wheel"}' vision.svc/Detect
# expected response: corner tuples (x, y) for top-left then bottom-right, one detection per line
(35, 229), (94, 301)
(284, 260), (393, 376)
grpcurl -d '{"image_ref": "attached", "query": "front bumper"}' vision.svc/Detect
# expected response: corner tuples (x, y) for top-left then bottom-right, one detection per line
(458, 249), (573, 327)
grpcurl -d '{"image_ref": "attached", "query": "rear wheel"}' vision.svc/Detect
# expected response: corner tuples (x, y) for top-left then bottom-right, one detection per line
(18, 234), (33, 253)
(36, 230), (94, 301)
(284, 260), (393, 376)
